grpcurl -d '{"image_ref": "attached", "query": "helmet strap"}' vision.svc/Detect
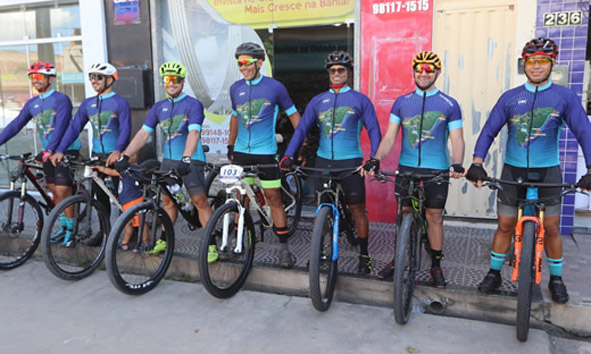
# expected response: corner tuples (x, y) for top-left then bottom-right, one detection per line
(97, 76), (114, 95)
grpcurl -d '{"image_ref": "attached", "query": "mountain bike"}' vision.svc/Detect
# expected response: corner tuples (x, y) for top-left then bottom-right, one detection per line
(0, 153), (55, 269)
(105, 160), (218, 295)
(483, 176), (579, 342)
(40, 156), (116, 280)
(198, 163), (302, 299)
(377, 170), (445, 324)
(303, 166), (359, 312)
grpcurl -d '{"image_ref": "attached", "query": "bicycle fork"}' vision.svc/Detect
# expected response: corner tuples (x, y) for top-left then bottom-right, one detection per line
(221, 201), (246, 254)
(512, 214), (545, 285)
(317, 203), (340, 261)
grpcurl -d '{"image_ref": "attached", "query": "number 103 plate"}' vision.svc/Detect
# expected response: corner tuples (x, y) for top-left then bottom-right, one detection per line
(219, 164), (243, 184)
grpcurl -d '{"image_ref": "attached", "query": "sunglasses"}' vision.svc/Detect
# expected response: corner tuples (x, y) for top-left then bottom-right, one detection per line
(237, 58), (258, 67)
(28, 73), (45, 81)
(525, 57), (553, 66)
(88, 73), (105, 81)
(162, 75), (183, 84)
(329, 67), (347, 75)
(414, 64), (436, 73)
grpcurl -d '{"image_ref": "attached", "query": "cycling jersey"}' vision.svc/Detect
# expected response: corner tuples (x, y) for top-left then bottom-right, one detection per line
(118, 166), (143, 205)
(390, 88), (462, 170)
(57, 92), (131, 154)
(285, 86), (381, 160)
(474, 81), (591, 168)
(0, 89), (81, 151)
(230, 75), (297, 155)
(142, 93), (206, 161)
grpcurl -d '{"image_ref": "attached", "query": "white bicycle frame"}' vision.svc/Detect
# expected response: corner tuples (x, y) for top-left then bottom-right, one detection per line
(82, 165), (123, 211)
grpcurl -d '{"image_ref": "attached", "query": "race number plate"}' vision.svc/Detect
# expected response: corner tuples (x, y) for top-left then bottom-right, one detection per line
(219, 164), (243, 184)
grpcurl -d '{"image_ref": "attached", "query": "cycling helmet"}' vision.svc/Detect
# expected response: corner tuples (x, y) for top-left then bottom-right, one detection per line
(159, 61), (187, 78)
(28, 62), (56, 76)
(324, 51), (353, 69)
(522, 37), (558, 59)
(89, 62), (118, 80)
(235, 42), (265, 60)
(412, 51), (441, 69)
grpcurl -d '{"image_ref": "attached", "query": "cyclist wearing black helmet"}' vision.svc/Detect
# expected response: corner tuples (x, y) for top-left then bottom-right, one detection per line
(281, 50), (382, 274)
(227, 42), (302, 268)
(361, 51), (465, 288)
(466, 37), (591, 303)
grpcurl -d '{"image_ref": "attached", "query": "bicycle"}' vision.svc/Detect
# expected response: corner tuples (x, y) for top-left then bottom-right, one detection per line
(40, 156), (116, 280)
(302, 166), (360, 312)
(105, 160), (218, 295)
(0, 153), (55, 269)
(483, 176), (579, 342)
(198, 163), (302, 299)
(376, 170), (445, 324)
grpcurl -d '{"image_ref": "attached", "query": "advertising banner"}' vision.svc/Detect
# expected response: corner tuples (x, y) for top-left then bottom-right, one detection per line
(360, 0), (433, 222)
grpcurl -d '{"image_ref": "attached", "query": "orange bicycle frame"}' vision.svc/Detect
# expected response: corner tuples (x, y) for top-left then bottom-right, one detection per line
(512, 209), (545, 285)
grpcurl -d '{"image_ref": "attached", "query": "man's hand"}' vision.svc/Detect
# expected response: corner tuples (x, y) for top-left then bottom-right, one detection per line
(465, 163), (487, 188)
(449, 164), (465, 179)
(49, 152), (64, 167)
(362, 157), (380, 175)
(114, 154), (130, 172)
(106, 151), (121, 166)
(227, 145), (234, 162)
(176, 156), (192, 176)
(296, 144), (309, 167)
(279, 156), (295, 171)
(35, 150), (52, 163)
(577, 173), (591, 190)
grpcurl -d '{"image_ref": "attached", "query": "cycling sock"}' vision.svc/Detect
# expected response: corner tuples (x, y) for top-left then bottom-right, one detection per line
(490, 251), (507, 271)
(546, 257), (563, 277)
(273, 225), (289, 244)
(64, 217), (75, 231)
(358, 237), (368, 255)
(431, 249), (443, 268)
(58, 213), (67, 228)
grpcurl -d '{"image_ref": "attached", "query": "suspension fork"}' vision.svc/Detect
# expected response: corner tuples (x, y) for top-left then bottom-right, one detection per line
(512, 214), (544, 284)
(221, 200), (246, 254)
(316, 203), (340, 261)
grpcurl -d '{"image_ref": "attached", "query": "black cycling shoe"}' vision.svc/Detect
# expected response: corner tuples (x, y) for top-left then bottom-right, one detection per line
(358, 254), (373, 274)
(377, 261), (394, 280)
(430, 266), (446, 289)
(478, 271), (502, 294)
(548, 276), (569, 304)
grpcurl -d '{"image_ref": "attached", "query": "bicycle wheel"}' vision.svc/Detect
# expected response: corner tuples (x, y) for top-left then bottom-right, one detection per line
(309, 205), (338, 311)
(106, 202), (175, 295)
(41, 194), (109, 280)
(393, 214), (418, 325)
(205, 168), (225, 211)
(516, 221), (536, 342)
(281, 171), (302, 237)
(199, 201), (256, 298)
(0, 191), (43, 270)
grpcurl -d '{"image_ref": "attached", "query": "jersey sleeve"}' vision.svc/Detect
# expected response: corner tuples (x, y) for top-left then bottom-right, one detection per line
(446, 97), (463, 131)
(187, 99), (205, 132)
(275, 81), (297, 116)
(360, 94), (382, 157)
(56, 101), (88, 153)
(0, 100), (33, 146)
(284, 97), (319, 158)
(563, 92), (591, 167)
(473, 94), (509, 159)
(141, 104), (160, 134)
(114, 97), (132, 152)
(45, 94), (73, 152)
(389, 99), (402, 124)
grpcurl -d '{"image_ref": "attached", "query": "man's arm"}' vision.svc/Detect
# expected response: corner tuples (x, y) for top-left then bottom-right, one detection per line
(55, 104), (88, 154)
(45, 95), (73, 153)
(122, 129), (151, 157)
(107, 98), (133, 166)
(283, 101), (317, 158)
(449, 128), (465, 178)
(228, 115), (238, 146)
(0, 102), (32, 147)
(360, 96), (382, 157)
(182, 130), (200, 158)
(373, 121), (400, 161)
(288, 111), (301, 130)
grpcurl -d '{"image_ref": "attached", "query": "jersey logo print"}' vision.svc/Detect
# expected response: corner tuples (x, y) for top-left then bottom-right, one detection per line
(89, 111), (115, 139)
(236, 98), (270, 129)
(33, 109), (56, 139)
(160, 114), (188, 142)
(402, 111), (445, 148)
(510, 107), (558, 147)
(318, 106), (355, 138)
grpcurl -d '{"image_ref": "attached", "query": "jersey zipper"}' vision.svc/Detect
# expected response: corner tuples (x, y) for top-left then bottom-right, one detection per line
(96, 95), (105, 154)
(526, 87), (539, 173)
(167, 98), (175, 160)
(417, 91), (427, 167)
(331, 91), (338, 160)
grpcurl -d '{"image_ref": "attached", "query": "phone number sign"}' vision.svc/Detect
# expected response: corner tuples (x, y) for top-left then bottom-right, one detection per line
(543, 11), (583, 27)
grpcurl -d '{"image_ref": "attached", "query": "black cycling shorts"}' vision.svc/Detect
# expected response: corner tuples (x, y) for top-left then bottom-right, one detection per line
(43, 150), (79, 186)
(161, 158), (206, 197)
(232, 152), (280, 182)
(395, 165), (449, 209)
(315, 157), (365, 205)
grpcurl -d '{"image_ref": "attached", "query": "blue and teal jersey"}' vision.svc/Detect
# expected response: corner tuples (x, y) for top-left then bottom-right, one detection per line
(474, 81), (591, 168)
(142, 93), (206, 162)
(0, 89), (80, 151)
(285, 86), (382, 160)
(230, 75), (297, 155)
(390, 88), (463, 170)
(58, 92), (131, 154)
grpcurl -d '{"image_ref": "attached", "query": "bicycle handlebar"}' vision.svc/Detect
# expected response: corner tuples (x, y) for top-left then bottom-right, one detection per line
(0, 152), (33, 161)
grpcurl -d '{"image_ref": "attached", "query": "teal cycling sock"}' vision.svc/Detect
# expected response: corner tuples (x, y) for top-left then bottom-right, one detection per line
(546, 257), (563, 277)
(490, 251), (507, 271)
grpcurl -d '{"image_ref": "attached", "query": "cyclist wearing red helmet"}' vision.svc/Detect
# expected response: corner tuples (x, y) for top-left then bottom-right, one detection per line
(466, 38), (591, 303)
(0, 62), (81, 240)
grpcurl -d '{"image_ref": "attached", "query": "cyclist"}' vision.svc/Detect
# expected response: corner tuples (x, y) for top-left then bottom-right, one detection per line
(228, 42), (302, 268)
(280, 51), (382, 274)
(0, 62), (81, 246)
(115, 61), (213, 257)
(50, 62), (131, 219)
(465, 37), (591, 303)
(361, 51), (464, 288)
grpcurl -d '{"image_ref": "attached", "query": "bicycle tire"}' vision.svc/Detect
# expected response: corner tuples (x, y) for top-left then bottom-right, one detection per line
(516, 221), (536, 342)
(309, 205), (338, 312)
(106, 202), (175, 295)
(393, 214), (418, 325)
(199, 201), (256, 298)
(205, 168), (225, 210)
(41, 194), (109, 280)
(0, 191), (43, 270)
(281, 171), (302, 237)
